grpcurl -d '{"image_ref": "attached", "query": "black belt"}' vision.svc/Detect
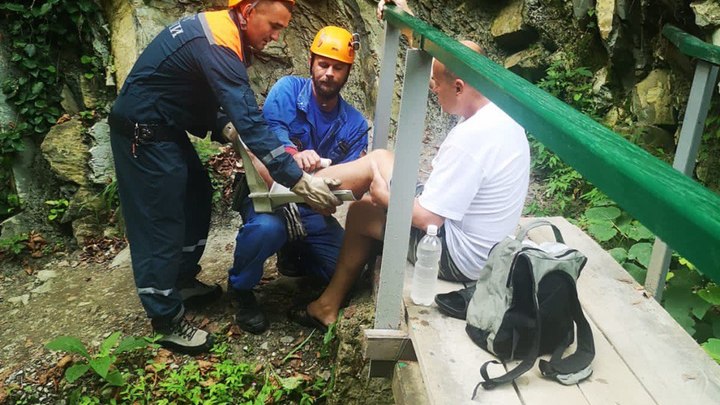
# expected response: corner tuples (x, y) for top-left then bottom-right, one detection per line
(108, 115), (184, 143)
(109, 115), (186, 158)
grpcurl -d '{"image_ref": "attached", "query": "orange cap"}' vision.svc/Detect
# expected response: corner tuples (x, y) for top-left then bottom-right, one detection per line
(310, 26), (360, 64)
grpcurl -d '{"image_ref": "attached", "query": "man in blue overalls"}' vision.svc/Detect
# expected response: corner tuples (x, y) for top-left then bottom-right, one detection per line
(109, 0), (342, 354)
(227, 26), (368, 333)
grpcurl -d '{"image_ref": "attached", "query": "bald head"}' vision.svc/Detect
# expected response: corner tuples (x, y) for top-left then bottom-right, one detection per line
(438, 40), (485, 82)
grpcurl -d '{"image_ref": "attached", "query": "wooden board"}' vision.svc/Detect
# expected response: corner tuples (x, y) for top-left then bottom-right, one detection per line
(521, 217), (720, 405)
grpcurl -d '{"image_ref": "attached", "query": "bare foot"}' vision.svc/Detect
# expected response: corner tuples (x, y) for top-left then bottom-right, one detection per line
(306, 299), (338, 327)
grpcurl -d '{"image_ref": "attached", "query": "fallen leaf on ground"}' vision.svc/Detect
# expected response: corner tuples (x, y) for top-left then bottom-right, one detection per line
(228, 325), (243, 337)
(197, 317), (210, 329)
(197, 360), (214, 371)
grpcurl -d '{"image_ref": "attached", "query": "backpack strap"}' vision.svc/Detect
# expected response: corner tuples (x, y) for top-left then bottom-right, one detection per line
(473, 265), (542, 394)
(475, 327), (540, 393)
(538, 275), (595, 384)
(517, 219), (565, 243)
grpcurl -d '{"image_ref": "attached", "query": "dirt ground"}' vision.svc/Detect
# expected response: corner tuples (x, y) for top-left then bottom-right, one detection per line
(0, 207), (374, 402)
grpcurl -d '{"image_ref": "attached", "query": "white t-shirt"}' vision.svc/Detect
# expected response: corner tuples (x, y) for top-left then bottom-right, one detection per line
(418, 102), (530, 279)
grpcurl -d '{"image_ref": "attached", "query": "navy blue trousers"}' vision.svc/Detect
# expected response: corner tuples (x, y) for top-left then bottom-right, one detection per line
(110, 132), (212, 323)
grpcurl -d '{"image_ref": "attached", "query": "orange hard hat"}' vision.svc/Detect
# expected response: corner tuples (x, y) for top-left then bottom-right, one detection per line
(310, 26), (360, 64)
(228, 0), (295, 8)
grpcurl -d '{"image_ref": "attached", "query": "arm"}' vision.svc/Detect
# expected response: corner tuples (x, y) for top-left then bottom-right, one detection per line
(198, 44), (302, 188)
(262, 76), (301, 154)
(412, 199), (445, 231)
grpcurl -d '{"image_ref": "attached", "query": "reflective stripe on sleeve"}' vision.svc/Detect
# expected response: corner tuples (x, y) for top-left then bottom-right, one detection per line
(260, 146), (286, 166)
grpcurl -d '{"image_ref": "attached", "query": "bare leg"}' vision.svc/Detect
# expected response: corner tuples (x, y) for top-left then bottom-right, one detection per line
(306, 195), (387, 325)
(242, 148), (394, 198)
(314, 149), (394, 199)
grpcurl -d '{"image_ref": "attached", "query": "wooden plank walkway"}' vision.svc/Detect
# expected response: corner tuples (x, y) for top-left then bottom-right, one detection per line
(392, 217), (720, 404)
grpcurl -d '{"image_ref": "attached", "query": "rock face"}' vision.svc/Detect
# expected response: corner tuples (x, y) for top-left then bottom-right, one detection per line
(40, 119), (89, 187)
(88, 119), (114, 186)
(632, 69), (675, 126)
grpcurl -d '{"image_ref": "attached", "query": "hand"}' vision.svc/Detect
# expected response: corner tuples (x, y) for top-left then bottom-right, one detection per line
(369, 159), (390, 208)
(376, 0), (413, 20)
(293, 150), (323, 172)
(291, 172), (342, 214)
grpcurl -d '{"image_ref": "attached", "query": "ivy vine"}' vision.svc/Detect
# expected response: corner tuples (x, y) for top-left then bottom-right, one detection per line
(0, 0), (107, 220)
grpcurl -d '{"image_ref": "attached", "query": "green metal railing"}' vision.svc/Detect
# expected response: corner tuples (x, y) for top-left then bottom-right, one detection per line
(380, 6), (720, 281)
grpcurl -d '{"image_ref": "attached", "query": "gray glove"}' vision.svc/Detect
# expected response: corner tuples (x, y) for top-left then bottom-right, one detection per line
(291, 172), (342, 212)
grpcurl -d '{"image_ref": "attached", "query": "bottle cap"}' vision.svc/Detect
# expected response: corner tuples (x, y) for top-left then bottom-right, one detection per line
(426, 224), (438, 236)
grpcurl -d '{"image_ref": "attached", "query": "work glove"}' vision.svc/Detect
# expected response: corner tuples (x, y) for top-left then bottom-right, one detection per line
(291, 172), (342, 213)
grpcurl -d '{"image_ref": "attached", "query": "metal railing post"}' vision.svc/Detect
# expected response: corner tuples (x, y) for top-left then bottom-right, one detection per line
(372, 21), (401, 150)
(373, 48), (432, 329)
(645, 60), (719, 301)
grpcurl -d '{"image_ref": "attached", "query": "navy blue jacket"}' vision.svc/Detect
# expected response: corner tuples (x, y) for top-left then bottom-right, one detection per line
(110, 10), (302, 187)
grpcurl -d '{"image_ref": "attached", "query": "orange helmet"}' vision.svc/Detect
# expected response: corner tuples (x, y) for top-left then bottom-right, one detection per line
(310, 26), (360, 64)
(228, 0), (295, 8)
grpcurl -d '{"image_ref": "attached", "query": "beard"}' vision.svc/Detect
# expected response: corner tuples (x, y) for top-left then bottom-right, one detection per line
(312, 74), (349, 100)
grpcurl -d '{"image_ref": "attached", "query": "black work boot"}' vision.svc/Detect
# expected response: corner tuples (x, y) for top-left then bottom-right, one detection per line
(276, 244), (303, 277)
(153, 315), (214, 355)
(234, 289), (269, 334)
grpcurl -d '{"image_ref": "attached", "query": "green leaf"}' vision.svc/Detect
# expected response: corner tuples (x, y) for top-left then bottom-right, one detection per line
(702, 339), (720, 363)
(65, 363), (90, 382)
(38, 2), (53, 16)
(0, 3), (24, 12)
(618, 220), (654, 241)
(80, 55), (94, 64)
(46, 336), (90, 358)
(115, 336), (149, 354)
(280, 376), (303, 391)
(608, 247), (627, 263)
(31, 81), (44, 94)
(99, 331), (121, 356)
(24, 43), (36, 57)
(104, 370), (125, 386)
(698, 285), (720, 306)
(663, 283), (711, 335)
(628, 243), (652, 268)
(588, 222), (617, 242)
(89, 356), (113, 378)
(585, 206), (621, 222)
(623, 262), (646, 284)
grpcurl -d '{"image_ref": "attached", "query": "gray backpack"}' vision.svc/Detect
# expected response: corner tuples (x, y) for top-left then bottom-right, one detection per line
(465, 220), (594, 394)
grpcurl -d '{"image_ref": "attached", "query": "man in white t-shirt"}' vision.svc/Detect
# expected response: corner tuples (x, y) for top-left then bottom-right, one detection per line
(286, 40), (530, 330)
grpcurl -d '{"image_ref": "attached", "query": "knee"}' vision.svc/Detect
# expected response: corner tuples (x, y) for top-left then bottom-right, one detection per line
(238, 214), (286, 240)
(366, 149), (394, 178)
(367, 149), (394, 165)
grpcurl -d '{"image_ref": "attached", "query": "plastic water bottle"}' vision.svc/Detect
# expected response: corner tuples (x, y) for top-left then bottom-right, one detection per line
(411, 224), (442, 306)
